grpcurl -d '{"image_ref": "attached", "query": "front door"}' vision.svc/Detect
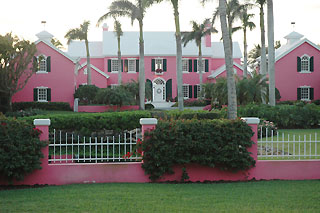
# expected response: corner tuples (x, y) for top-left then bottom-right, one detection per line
(153, 78), (166, 102)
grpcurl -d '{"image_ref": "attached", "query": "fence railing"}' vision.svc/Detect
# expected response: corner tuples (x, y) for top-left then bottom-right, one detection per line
(258, 128), (320, 160)
(48, 129), (142, 164)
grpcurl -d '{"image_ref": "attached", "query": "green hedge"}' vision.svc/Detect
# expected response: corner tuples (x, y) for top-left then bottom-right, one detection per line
(140, 119), (255, 181)
(151, 109), (223, 120)
(238, 103), (320, 129)
(12, 102), (72, 111)
(21, 111), (152, 133)
(0, 114), (47, 182)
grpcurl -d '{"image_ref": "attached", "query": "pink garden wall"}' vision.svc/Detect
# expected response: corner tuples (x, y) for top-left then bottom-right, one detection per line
(1, 117), (320, 186)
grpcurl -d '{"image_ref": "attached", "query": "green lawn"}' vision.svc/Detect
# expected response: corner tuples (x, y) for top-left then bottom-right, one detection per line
(1, 181), (319, 212)
(258, 129), (320, 160)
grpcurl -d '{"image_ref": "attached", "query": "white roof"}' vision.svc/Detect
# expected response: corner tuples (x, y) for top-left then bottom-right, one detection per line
(275, 31), (320, 61)
(67, 31), (242, 58)
(208, 62), (243, 79)
(67, 41), (103, 58)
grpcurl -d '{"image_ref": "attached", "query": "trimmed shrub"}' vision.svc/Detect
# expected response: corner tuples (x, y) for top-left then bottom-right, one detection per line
(151, 109), (223, 120)
(20, 111), (152, 133)
(74, 85), (99, 105)
(171, 99), (208, 107)
(140, 119), (255, 181)
(0, 114), (47, 182)
(5, 108), (44, 117)
(12, 102), (71, 111)
(238, 103), (320, 129)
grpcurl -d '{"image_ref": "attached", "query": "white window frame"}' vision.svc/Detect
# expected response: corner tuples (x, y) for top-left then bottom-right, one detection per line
(300, 54), (311, 73)
(36, 55), (48, 74)
(182, 59), (189, 73)
(111, 59), (119, 73)
(182, 84), (189, 99)
(127, 59), (136, 73)
(37, 86), (48, 102)
(155, 58), (163, 70)
(111, 84), (119, 89)
(300, 86), (311, 101)
(196, 84), (204, 99)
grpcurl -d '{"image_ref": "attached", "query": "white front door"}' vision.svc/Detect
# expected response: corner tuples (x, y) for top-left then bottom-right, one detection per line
(153, 78), (166, 102)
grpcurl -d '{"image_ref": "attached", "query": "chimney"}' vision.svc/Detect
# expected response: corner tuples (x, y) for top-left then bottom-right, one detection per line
(205, 22), (212, 47)
(103, 23), (109, 31)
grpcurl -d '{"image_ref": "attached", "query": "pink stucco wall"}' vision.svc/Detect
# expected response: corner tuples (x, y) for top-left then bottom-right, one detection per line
(12, 42), (76, 107)
(276, 42), (320, 101)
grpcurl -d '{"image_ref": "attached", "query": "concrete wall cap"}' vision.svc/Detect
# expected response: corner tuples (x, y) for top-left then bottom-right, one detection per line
(34, 119), (51, 126)
(140, 118), (158, 125)
(241, 117), (260, 125)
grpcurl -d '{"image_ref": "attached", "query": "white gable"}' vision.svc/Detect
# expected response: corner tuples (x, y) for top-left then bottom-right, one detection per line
(208, 62), (243, 79)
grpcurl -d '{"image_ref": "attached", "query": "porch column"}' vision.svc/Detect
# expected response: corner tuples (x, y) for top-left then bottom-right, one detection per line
(241, 117), (260, 161)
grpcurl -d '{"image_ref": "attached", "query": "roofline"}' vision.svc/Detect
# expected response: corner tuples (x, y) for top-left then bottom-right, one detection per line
(208, 62), (243, 79)
(276, 38), (320, 62)
(35, 40), (76, 63)
(78, 62), (110, 79)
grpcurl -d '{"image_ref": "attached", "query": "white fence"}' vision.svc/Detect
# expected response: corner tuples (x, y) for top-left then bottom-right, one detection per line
(258, 128), (320, 160)
(48, 129), (142, 164)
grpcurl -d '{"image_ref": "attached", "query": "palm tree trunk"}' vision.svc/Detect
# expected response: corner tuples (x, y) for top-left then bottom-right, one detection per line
(243, 28), (248, 78)
(117, 36), (122, 85)
(267, 0), (275, 106)
(219, 0), (237, 119)
(259, 5), (267, 76)
(85, 39), (91, 85)
(198, 44), (203, 96)
(138, 20), (145, 110)
(172, 0), (183, 111)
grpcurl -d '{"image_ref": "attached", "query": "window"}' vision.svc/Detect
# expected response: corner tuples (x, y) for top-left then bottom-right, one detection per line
(197, 59), (205, 72)
(34, 87), (51, 102)
(298, 55), (314, 73)
(111, 84), (119, 89)
(36, 55), (51, 73)
(182, 59), (188, 72)
(301, 56), (309, 72)
(128, 59), (136, 72)
(194, 59), (209, 72)
(155, 59), (163, 70)
(298, 86), (314, 101)
(183, 85), (189, 99)
(111, 59), (119, 72)
(152, 58), (167, 72)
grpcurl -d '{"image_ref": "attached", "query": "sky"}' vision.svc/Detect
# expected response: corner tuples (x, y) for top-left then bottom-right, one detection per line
(1, 0), (320, 52)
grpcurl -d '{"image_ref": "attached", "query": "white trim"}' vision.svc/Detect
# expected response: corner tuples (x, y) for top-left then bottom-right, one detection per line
(208, 62), (243, 79)
(275, 38), (320, 62)
(35, 40), (76, 63)
(34, 119), (51, 126)
(78, 62), (110, 79)
(299, 86), (311, 101)
(140, 118), (158, 125)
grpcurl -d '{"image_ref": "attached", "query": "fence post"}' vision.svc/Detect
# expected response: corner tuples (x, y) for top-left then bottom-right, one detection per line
(140, 118), (158, 138)
(241, 117), (260, 161)
(34, 119), (51, 166)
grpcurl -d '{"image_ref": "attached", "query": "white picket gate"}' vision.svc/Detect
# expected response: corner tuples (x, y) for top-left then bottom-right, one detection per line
(258, 128), (320, 160)
(48, 129), (142, 164)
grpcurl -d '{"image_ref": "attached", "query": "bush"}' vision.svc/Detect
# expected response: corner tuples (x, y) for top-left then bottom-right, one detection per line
(171, 99), (208, 107)
(151, 109), (222, 120)
(20, 111), (152, 133)
(238, 103), (320, 129)
(95, 87), (135, 106)
(12, 102), (71, 111)
(140, 119), (255, 181)
(0, 114), (47, 182)
(5, 108), (44, 117)
(258, 120), (278, 137)
(74, 85), (99, 105)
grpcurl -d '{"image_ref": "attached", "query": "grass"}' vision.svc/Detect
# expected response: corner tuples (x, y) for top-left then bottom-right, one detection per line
(258, 129), (320, 160)
(1, 180), (320, 212)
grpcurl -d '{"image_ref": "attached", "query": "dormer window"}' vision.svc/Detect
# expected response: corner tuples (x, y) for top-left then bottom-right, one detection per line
(297, 55), (314, 73)
(35, 55), (51, 73)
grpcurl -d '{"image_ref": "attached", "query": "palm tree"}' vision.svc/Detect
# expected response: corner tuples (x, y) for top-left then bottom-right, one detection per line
(153, 0), (183, 110)
(267, 0), (275, 106)
(65, 21), (91, 85)
(219, 0), (237, 119)
(114, 19), (123, 85)
(239, 7), (255, 78)
(182, 19), (218, 94)
(97, 0), (155, 110)
(255, 0), (267, 76)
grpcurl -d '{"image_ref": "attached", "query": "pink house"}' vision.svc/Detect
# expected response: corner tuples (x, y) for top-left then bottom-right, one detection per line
(13, 24), (244, 107)
(274, 31), (320, 101)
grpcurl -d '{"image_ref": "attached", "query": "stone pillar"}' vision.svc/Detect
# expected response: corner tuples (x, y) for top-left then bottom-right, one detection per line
(140, 118), (158, 138)
(34, 119), (51, 166)
(241, 117), (260, 161)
